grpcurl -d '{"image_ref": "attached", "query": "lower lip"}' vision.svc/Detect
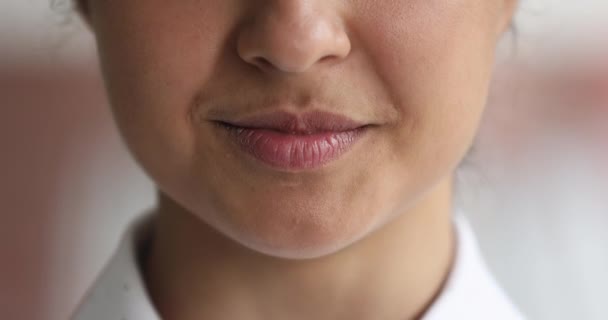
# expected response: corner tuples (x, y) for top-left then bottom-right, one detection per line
(217, 123), (368, 170)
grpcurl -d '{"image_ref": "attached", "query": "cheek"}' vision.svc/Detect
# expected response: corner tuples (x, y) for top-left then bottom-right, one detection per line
(353, 0), (498, 170)
(91, 1), (237, 179)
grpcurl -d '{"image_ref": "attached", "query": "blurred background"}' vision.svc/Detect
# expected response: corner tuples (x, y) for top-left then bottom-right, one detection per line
(1, 1), (607, 319)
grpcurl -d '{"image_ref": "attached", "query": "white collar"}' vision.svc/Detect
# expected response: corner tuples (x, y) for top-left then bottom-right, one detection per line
(72, 212), (525, 320)
(422, 214), (525, 320)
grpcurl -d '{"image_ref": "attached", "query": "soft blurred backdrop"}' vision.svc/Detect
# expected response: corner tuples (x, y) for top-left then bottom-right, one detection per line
(1, 1), (607, 319)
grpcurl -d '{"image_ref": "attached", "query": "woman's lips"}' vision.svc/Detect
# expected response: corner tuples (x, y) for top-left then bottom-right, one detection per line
(221, 110), (368, 133)
(213, 111), (370, 170)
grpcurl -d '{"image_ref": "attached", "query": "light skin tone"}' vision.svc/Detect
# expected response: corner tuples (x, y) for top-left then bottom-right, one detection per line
(78, 0), (516, 319)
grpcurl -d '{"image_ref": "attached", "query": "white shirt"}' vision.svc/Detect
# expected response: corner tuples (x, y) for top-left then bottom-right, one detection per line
(71, 213), (526, 320)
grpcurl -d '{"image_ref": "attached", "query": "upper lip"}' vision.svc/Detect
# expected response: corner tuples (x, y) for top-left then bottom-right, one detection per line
(216, 110), (368, 134)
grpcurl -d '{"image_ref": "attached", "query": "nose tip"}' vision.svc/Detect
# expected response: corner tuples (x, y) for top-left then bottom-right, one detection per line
(236, 5), (351, 74)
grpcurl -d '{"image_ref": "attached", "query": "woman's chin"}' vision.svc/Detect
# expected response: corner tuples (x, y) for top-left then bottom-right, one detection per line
(237, 233), (361, 260)
(217, 210), (378, 260)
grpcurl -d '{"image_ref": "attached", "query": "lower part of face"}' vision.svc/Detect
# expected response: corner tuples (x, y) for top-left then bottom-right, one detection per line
(87, 0), (512, 259)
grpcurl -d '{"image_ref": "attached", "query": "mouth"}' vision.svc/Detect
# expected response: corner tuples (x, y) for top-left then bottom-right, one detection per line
(217, 110), (369, 134)
(212, 111), (373, 171)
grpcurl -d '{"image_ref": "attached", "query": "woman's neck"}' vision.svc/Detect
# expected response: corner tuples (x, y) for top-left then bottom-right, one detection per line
(144, 180), (455, 320)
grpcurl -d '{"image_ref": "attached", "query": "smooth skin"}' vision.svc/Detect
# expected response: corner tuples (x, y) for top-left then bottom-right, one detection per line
(78, 0), (517, 319)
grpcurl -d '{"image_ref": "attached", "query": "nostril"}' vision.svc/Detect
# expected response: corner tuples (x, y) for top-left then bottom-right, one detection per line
(253, 57), (274, 70)
(319, 55), (336, 64)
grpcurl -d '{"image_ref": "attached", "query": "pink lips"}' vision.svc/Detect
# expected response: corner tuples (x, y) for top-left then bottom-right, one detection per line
(214, 111), (369, 170)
